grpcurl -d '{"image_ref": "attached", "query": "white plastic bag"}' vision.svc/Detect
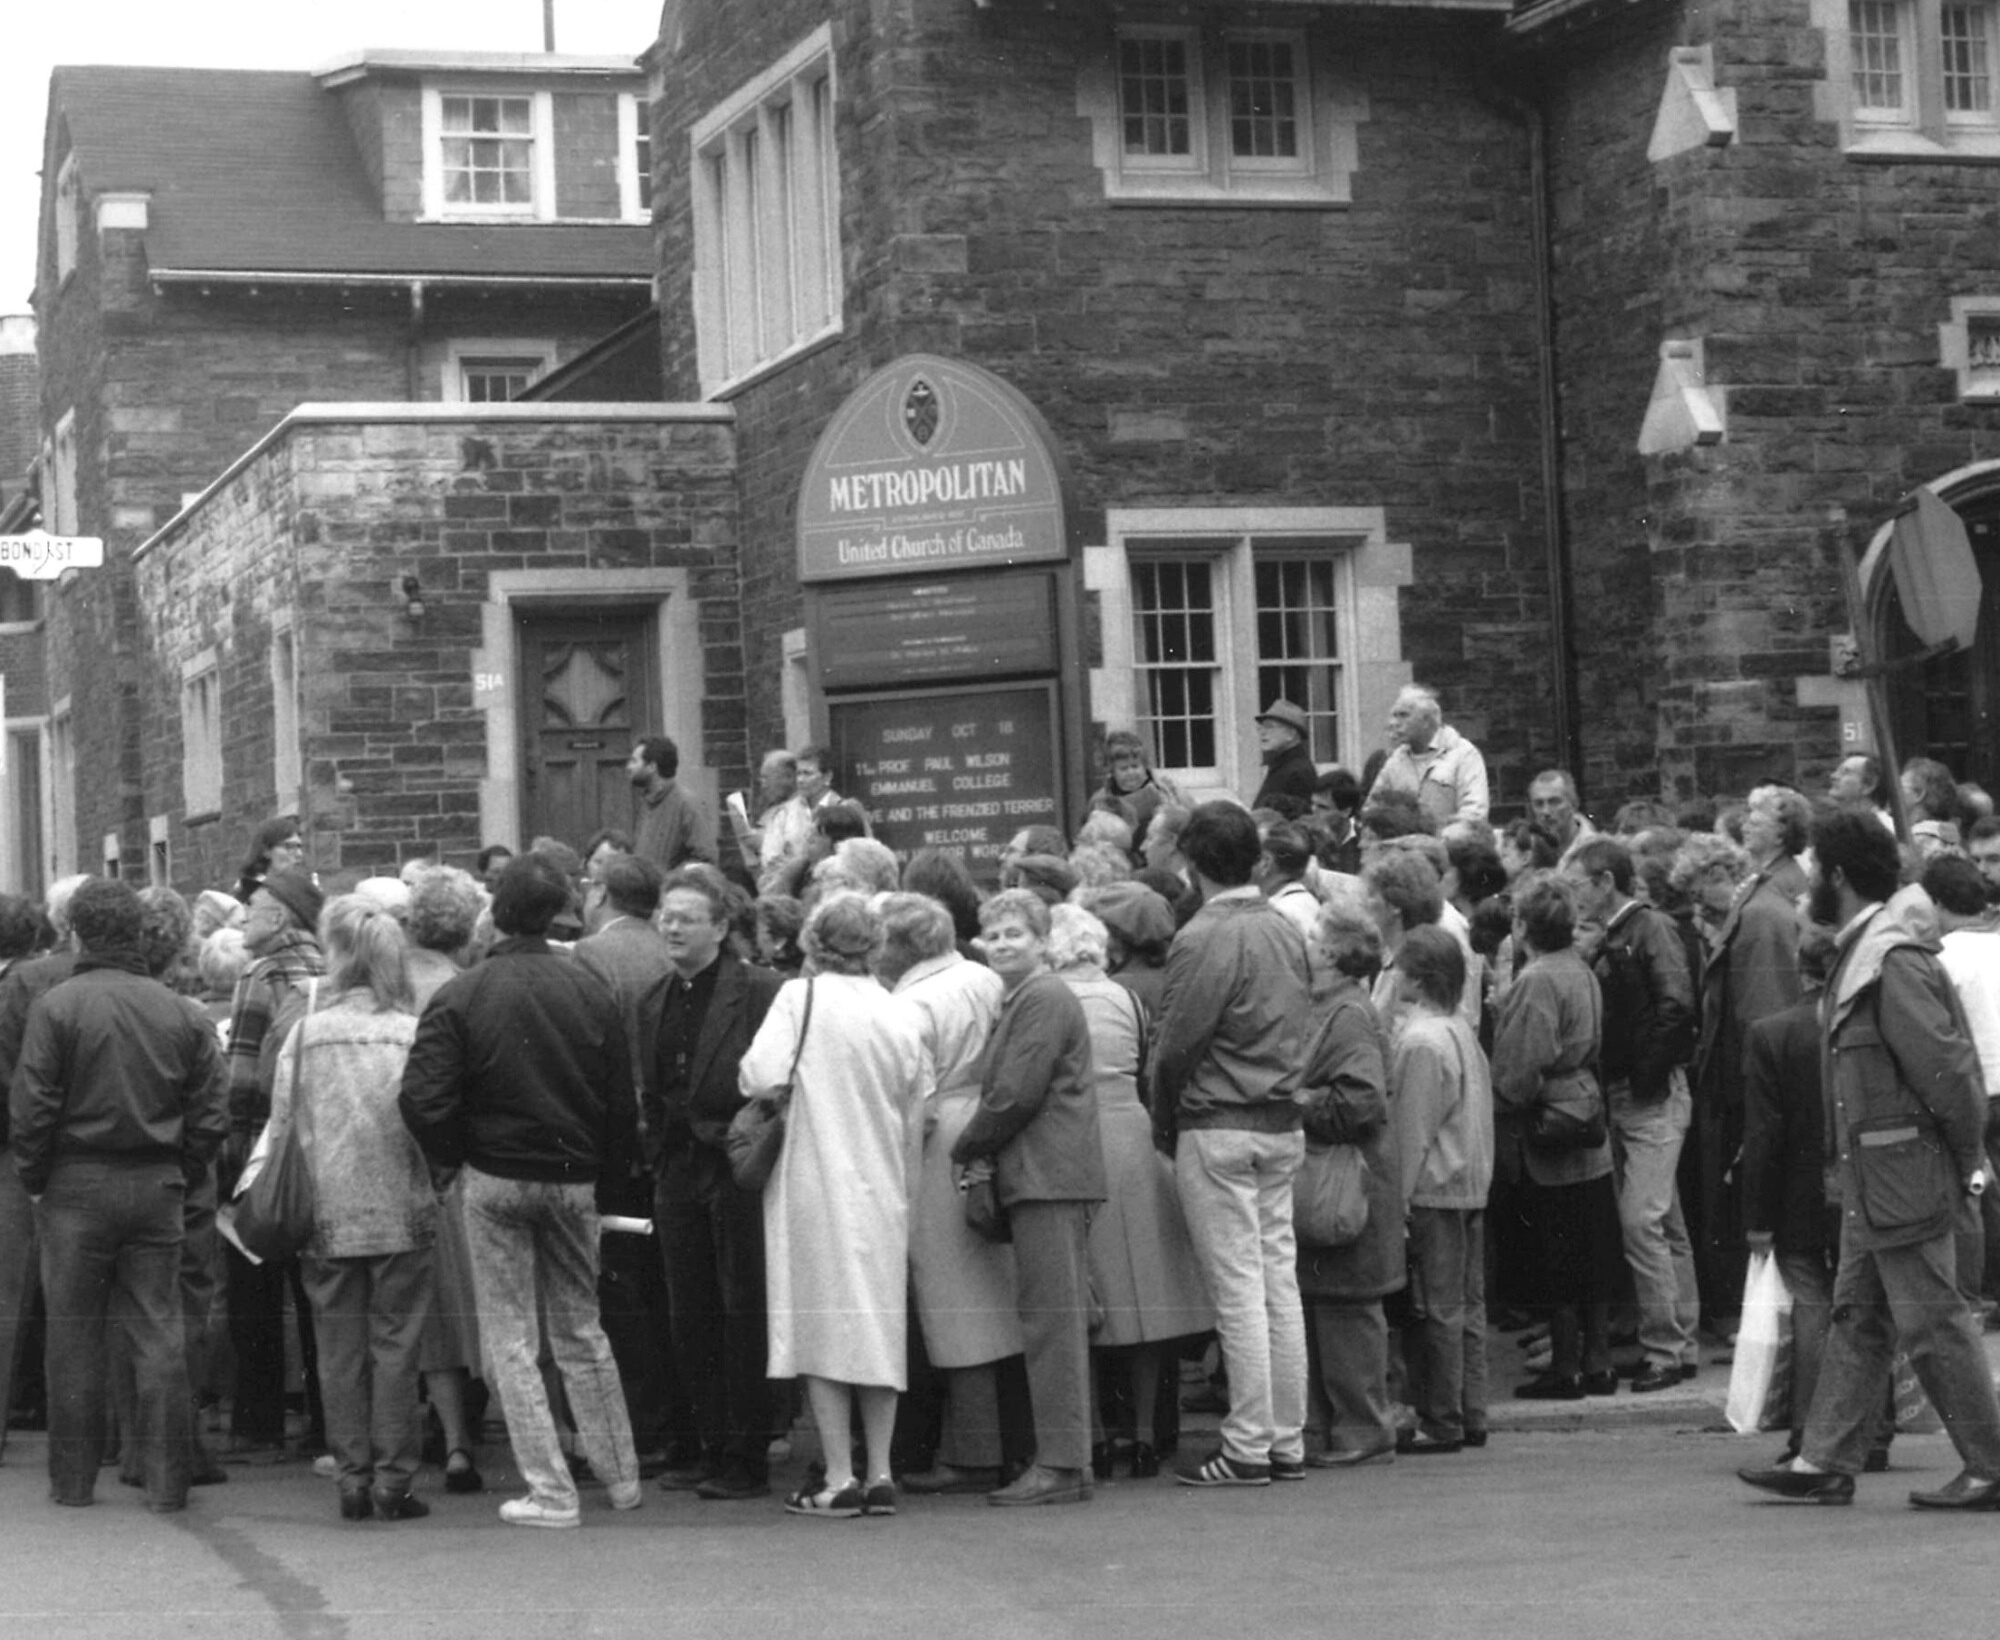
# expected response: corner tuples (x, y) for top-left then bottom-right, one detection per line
(1725, 1249), (1794, 1435)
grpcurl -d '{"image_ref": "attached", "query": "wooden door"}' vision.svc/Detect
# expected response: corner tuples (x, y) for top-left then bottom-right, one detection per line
(518, 612), (655, 849)
(1885, 491), (2000, 793)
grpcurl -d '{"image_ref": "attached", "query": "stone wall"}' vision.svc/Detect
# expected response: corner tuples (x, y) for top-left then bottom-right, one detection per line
(134, 408), (741, 893)
(651, 0), (1565, 808)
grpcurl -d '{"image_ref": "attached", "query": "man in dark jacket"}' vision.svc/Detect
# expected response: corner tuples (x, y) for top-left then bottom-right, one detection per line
(9, 878), (224, 1512)
(401, 853), (641, 1529)
(1740, 811), (2000, 1509)
(1250, 700), (1318, 816)
(1568, 837), (1699, 1392)
(1152, 801), (1312, 1487)
(635, 868), (781, 1501)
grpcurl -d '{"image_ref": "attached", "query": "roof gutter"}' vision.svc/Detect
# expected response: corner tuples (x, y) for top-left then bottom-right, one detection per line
(148, 269), (651, 291)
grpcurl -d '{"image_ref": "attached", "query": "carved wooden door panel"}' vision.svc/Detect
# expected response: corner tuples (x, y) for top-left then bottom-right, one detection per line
(518, 613), (653, 849)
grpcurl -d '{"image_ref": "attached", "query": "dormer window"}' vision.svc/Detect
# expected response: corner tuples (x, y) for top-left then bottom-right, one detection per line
(421, 88), (555, 220)
(442, 95), (534, 208)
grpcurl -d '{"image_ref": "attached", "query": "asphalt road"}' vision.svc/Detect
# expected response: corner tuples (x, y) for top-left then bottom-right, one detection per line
(0, 1418), (1992, 1640)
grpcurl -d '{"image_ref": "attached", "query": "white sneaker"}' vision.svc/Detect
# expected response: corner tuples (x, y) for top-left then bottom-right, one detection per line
(499, 1494), (581, 1529)
(608, 1480), (642, 1511)
(312, 1454), (338, 1479)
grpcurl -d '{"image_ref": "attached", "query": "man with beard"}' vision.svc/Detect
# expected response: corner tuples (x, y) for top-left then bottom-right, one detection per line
(628, 735), (715, 873)
(1739, 810), (2000, 1509)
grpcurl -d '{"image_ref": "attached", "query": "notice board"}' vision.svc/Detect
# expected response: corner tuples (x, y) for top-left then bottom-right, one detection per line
(829, 682), (1063, 880)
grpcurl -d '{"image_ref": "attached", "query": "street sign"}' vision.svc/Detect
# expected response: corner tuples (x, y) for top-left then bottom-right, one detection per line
(0, 534), (104, 579)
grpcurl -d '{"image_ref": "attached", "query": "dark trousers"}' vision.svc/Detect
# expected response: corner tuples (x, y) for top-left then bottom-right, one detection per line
(598, 1169), (691, 1458)
(1304, 1297), (1394, 1454)
(0, 1150), (38, 1460)
(302, 1249), (434, 1495)
(115, 1164), (222, 1483)
(38, 1158), (190, 1509)
(656, 1146), (770, 1479)
(224, 1244), (322, 1447)
(1687, 1093), (1747, 1329)
(1010, 1201), (1094, 1472)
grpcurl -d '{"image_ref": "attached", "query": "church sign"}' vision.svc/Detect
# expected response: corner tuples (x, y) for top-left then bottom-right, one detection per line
(796, 355), (1070, 584)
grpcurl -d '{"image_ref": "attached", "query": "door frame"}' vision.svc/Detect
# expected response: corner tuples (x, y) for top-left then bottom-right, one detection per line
(474, 569), (707, 851)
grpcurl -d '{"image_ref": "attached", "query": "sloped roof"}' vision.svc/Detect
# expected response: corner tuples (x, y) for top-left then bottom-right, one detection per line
(50, 64), (651, 281)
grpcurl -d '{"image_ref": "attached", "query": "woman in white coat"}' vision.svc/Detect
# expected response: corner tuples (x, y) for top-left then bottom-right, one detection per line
(741, 892), (929, 1519)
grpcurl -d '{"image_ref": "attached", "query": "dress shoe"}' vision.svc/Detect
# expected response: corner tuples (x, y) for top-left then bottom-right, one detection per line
(988, 1463), (1091, 1507)
(1129, 1443), (1161, 1479)
(1307, 1440), (1395, 1468)
(1736, 1464), (1854, 1504)
(338, 1487), (373, 1521)
(1629, 1362), (1682, 1394)
(694, 1465), (771, 1501)
(1462, 1429), (1488, 1449)
(1513, 1373), (1585, 1401)
(1581, 1370), (1620, 1396)
(902, 1463), (999, 1495)
(1909, 1470), (2000, 1510)
(372, 1490), (430, 1521)
(1397, 1431), (1464, 1455)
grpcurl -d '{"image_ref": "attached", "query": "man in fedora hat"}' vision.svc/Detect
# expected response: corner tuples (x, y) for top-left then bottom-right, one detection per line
(1252, 701), (1318, 816)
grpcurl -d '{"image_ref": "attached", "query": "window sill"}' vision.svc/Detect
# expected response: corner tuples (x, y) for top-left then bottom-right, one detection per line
(1101, 174), (1350, 208)
(702, 324), (844, 402)
(1844, 129), (2000, 164)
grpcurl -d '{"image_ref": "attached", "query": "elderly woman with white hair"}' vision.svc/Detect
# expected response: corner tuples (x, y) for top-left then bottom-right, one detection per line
(741, 892), (929, 1519)
(874, 891), (1017, 1496)
(1046, 903), (1210, 1480)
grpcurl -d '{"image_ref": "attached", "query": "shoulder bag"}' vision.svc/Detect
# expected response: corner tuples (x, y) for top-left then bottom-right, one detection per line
(234, 980), (319, 1263)
(726, 978), (812, 1191)
(1525, 972), (1608, 1153)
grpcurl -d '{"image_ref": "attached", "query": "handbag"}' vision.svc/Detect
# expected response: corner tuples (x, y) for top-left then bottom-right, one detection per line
(233, 981), (319, 1264)
(1293, 1141), (1369, 1247)
(1524, 973), (1607, 1152)
(726, 979), (813, 1191)
(960, 1158), (1011, 1243)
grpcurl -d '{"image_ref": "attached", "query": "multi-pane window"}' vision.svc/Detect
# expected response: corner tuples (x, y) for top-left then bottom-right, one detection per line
(1255, 554), (1341, 763)
(459, 357), (541, 402)
(1831, 0), (2000, 145)
(1944, 4), (1996, 114)
(635, 100), (654, 212)
(444, 340), (554, 403)
(1120, 36), (1195, 158)
(692, 28), (842, 392)
(441, 95), (534, 209)
(1131, 557), (1222, 771)
(1851, 0), (1912, 114)
(1228, 40), (1300, 161)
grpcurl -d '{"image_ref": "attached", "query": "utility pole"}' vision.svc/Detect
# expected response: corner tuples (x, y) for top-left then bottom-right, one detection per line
(543, 0), (556, 51)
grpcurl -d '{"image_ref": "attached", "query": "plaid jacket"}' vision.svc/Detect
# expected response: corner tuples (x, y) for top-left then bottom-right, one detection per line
(225, 929), (324, 1141)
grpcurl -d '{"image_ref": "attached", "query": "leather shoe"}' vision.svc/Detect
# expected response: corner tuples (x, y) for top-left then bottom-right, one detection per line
(1909, 1470), (2000, 1511)
(1396, 1430), (1463, 1455)
(1581, 1370), (1620, 1396)
(1306, 1440), (1395, 1468)
(1629, 1362), (1682, 1394)
(1513, 1373), (1585, 1401)
(988, 1463), (1091, 1507)
(1737, 1464), (1854, 1504)
(902, 1463), (999, 1495)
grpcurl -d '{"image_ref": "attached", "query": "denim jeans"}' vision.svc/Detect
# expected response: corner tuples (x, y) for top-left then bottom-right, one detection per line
(114, 1164), (222, 1484)
(0, 1152), (38, 1463)
(462, 1167), (637, 1510)
(301, 1249), (434, 1495)
(1610, 1074), (1701, 1370)
(1176, 1128), (1307, 1466)
(36, 1157), (191, 1509)
(1802, 1227), (2000, 1478)
(1405, 1206), (1482, 1442)
(655, 1146), (769, 1478)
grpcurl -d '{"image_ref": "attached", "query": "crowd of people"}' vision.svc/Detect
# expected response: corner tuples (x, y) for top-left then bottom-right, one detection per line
(5, 694), (2000, 1527)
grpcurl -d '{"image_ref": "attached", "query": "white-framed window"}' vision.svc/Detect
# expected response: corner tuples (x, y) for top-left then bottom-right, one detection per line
(1086, 508), (1412, 802)
(620, 93), (653, 221)
(1080, 19), (1363, 206)
(422, 88), (556, 220)
(442, 338), (557, 403)
(54, 152), (80, 284)
(1816, 0), (2000, 155)
(691, 25), (843, 395)
(49, 411), (78, 537)
(181, 652), (222, 818)
(49, 701), (74, 880)
(271, 624), (301, 815)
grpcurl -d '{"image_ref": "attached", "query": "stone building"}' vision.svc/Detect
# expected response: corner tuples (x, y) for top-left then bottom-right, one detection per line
(30, 51), (655, 884)
(643, 0), (2000, 824)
